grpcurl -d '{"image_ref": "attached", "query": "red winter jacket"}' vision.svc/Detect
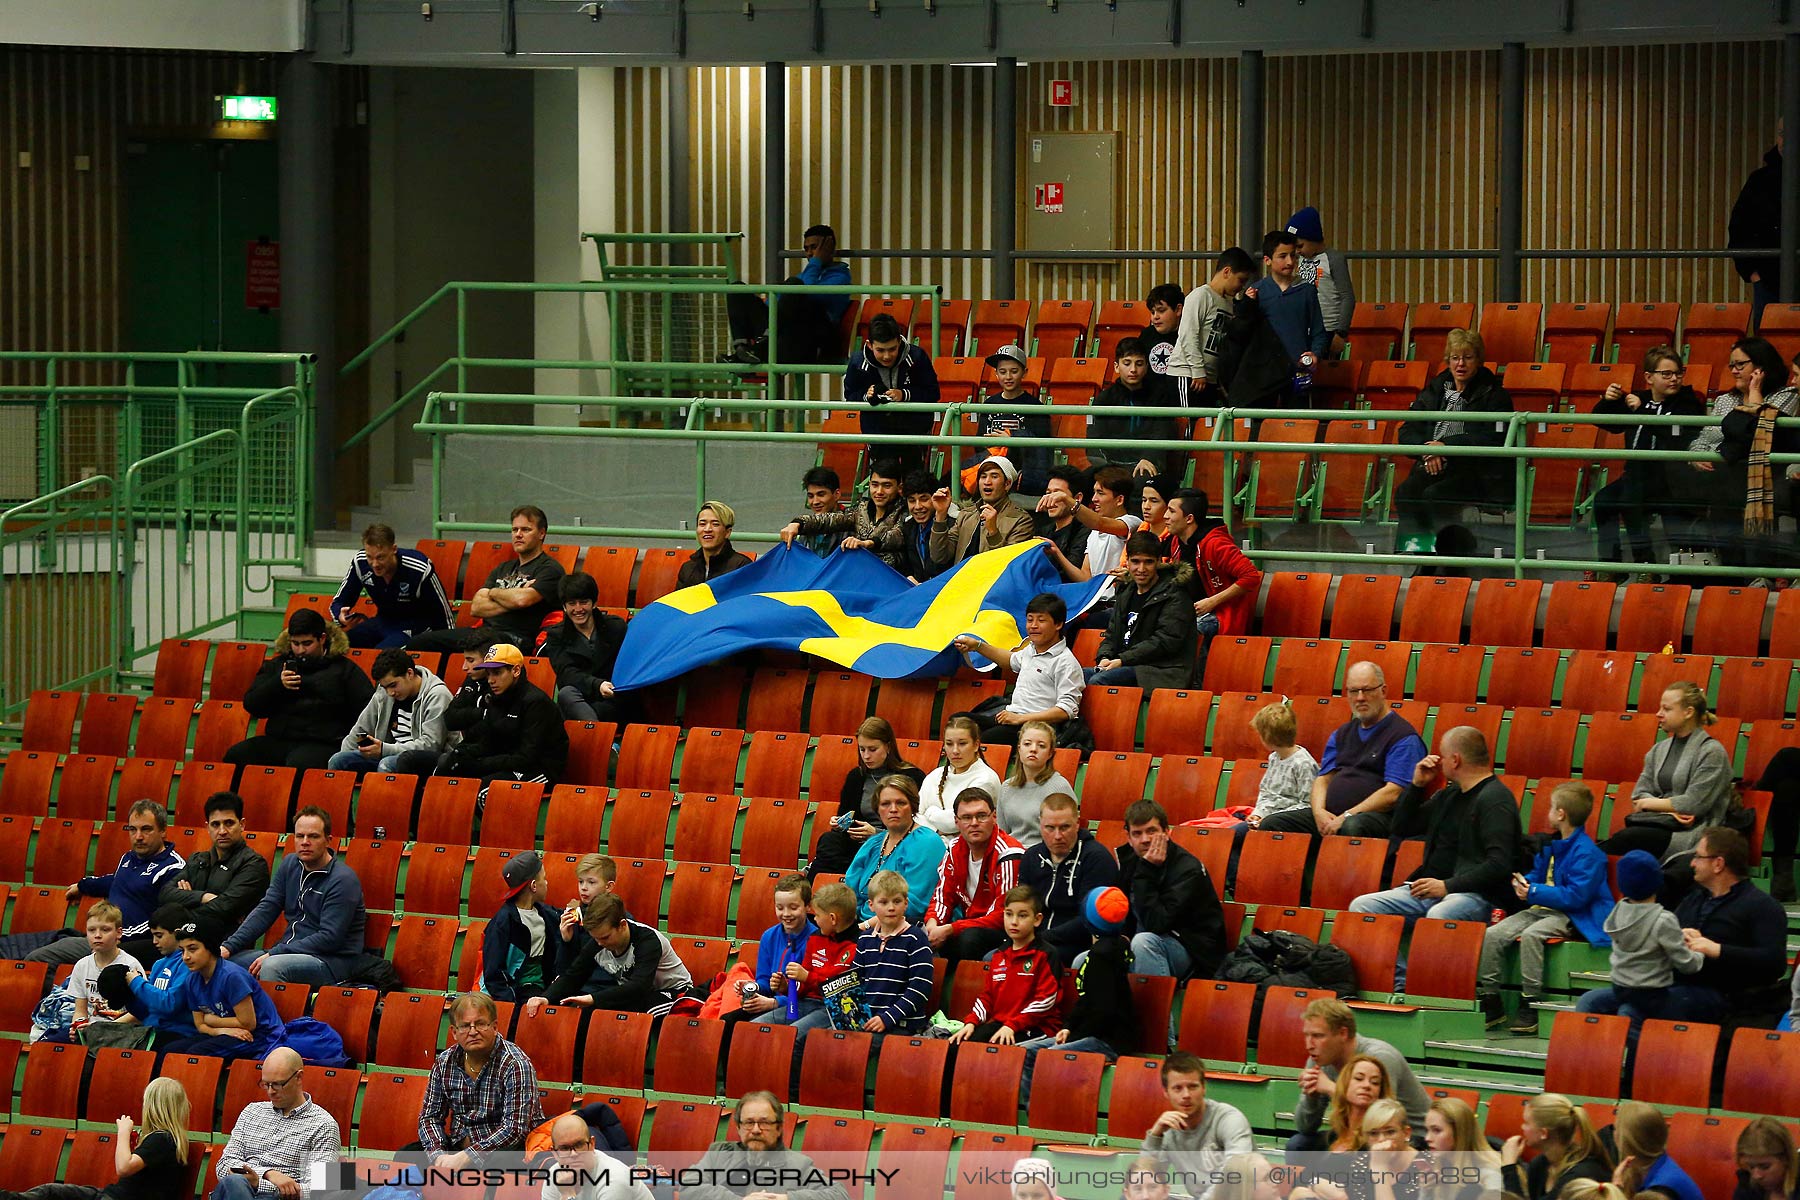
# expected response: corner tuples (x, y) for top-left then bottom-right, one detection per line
(925, 830), (1024, 933)
(967, 943), (1063, 1036)
(1178, 521), (1261, 635)
(794, 930), (858, 1000)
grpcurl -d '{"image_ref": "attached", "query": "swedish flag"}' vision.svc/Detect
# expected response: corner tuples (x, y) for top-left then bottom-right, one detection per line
(610, 540), (1107, 689)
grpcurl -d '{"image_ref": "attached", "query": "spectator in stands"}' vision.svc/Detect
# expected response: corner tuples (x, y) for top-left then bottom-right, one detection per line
(423, 505), (565, 651)
(846, 775), (947, 922)
(1478, 781), (1614, 1035)
(1718, 340), (1800, 577)
(1035, 466), (1096, 575)
(1244, 699), (1318, 830)
(123, 904), (195, 1045)
(1287, 207), (1357, 354)
(329, 647), (453, 776)
(557, 853), (617, 969)
(161, 916), (287, 1059)
(678, 500), (753, 589)
(410, 993), (544, 1169)
(59, 901), (144, 1048)
(811, 718), (926, 878)
(542, 1111), (654, 1200)
(780, 880), (860, 1037)
(1087, 531), (1197, 689)
(1141, 1050), (1255, 1176)
(226, 607), (372, 770)
(851, 870), (934, 1035)
(1111, 798), (1228, 979)
(1139, 474), (1176, 552)
(930, 455), (1035, 565)
(1752, 743), (1800, 903)
(0, 1073), (191, 1198)
(1007, 1158), (1062, 1200)
(1500, 1093), (1614, 1200)
(1251, 230), (1329, 371)
(1425, 1096), (1503, 1192)
(1020, 793), (1119, 962)
(533, 892), (695, 1017)
(222, 806), (367, 984)
(212, 1047), (341, 1200)
(1165, 488), (1260, 638)
(1730, 122), (1784, 327)
(1348, 727), (1518, 986)
(440, 642), (570, 791)
(1169, 248), (1257, 396)
(482, 851), (560, 1002)
(1574, 849), (1703, 1024)
(1258, 661), (1425, 838)
(852, 315), (940, 474)
(679, 1092), (851, 1200)
(1590, 346), (1707, 570)
(27, 799), (181, 966)
(1041, 466), (1142, 606)
(1208, 1155), (1282, 1200)
(722, 224), (852, 366)
(1673, 337), (1792, 536)
(1668, 827), (1787, 1023)
(948, 885), (1060, 1044)
(739, 873), (816, 1023)
(544, 572), (628, 723)
(330, 522), (454, 648)
(1598, 682), (1733, 862)
(1736, 1118), (1798, 1200)
(1312, 1054), (1392, 1157)
(896, 470), (945, 583)
(924, 787), (1024, 966)
(919, 715), (1004, 837)
(954, 593), (1084, 746)
(1018, 931), (1134, 1103)
(1394, 327), (1514, 552)
(963, 345), (1053, 496)
(1290, 999), (1430, 1154)
(1090, 338), (1182, 478)
(1139, 284), (1188, 400)
(781, 459), (908, 565)
(995, 722), (1075, 844)
(782, 466), (846, 558)
(1611, 1102), (1702, 1200)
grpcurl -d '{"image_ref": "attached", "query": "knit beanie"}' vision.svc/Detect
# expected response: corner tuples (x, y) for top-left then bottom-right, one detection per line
(1286, 206), (1324, 243)
(1615, 850), (1664, 901)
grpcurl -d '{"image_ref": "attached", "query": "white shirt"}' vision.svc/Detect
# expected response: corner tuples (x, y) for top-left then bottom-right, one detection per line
(920, 759), (1005, 837)
(540, 1150), (654, 1200)
(1007, 639), (1086, 722)
(1087, 513), (1142, 599)
(70, 949), (144, 1019)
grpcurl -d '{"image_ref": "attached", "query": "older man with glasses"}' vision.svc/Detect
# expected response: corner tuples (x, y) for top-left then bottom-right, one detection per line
(212, 1047), (343, 1200)
(1258, 661), (1426, 839)
(409, 992), (545, 1172)
(674, 1091), (851, 1200)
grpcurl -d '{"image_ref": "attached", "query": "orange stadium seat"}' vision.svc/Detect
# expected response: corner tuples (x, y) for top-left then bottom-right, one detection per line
(22, 690), (81, 754)
(1347, 302), (1408, 360)
(415, 538), (466, 594)
(1398, 575), (1470, 644)
(738, 797), (807, 868)
(1316, 416), (1390, 519)
(1503, 708), (1580, 777)
(1361, 360), (1431, 412)
(1409, 303), (1475, 365)
(1629, 1019), (1719, 1110)
(1084, 685), (1143, 753)
(1235, 832), (1309, 907)
(1545, 1011), (1629, 1100)
(1719, 657), (1793, 721)
(190, 700), (249, 763)
(809, 673), (872, 736)
(671, 793), (737, 865)
(417, 775), (479, 845)
(873, 678), (939, 742)
(744, 668), (808, 735)
(582, 1008), (653, 1093)
(1609, 303), (1679, 371)
(76, 692), (138, 758)
(1308, 837), (1389, 911)
(1176, 978), (1255, 1063)
(1578, 710), (1658, 783)
(856, 296), (915, 342)
(1565, 362), (1637, 412)
(459, 541), (511, 601)
(1723, 1028), (1800, 1119)
(1480, 302), (1542, 366)
(1091, 301), (1147, 362)
(1637, 653), (1711, 714)
(1502, 360), (1566, 411)
(1329, 910), (1405, 994)
(1691, 584), (1767, 657)
(1616, 582), (1692, 653)
(1201, 636), (1270, 694)
(1311, 359), (1364, 409)
(948, 1042), (1024, 1126)
(1344, 640), (1412, 696)
(1543, 580), (1616, 651)
(1683, 302), (1749, 369)
(616, 723), (679, 790)
(969, 300), (1030, 355)
(1330, 575), (1401, 641)
(654, 1016), (727, 1097)
(1468, 578), (1543, 648)
(1483, 647), (1555, 708)
(54, 755), (118, 821)
(633, 549), (686, 608)
(1560, 649), (1632, 712)
(1026, 1049), (1106, 1135)
(1150, 755), (1223, 821)
(359, 1074), (430, 1151)
(1271, 638), (1341, 697)
(1542, 302), (1610, 366)
(1248, 418), (1316, 518)
(151, 637), (211, 699)
(0, 752), (55, 819)
(1405, 919), (1484, 1002)
(1261, 571), (1331, 639)
(1414, 644), (1482, 704)
(677, 727), (745, 795)
(1257, 987), (1332, 1068)
(912, 297), (971, 356)
(1030, 300), (1094, 360)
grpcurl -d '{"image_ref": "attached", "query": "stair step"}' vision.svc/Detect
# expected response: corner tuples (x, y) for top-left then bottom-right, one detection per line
(1426, 1037), (1547, 1063)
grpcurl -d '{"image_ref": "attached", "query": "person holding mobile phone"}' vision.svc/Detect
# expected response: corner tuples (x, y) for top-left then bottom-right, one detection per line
(212, 1047), (343, 1200)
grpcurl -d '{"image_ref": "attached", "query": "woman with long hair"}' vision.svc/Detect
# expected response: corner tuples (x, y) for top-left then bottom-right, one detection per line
(1500, 1093), (1614, 1199)
(1423, 1096), (1502, 1197)
(1735, 1118), (1797, 1200)
(918, 714), (1002, 837)
(810, 717), (925, 878)
(995, 720), (1075, 843)
(1671, 335), (1796, 564)
(0, 1075), (190, 1198)
(1719, 339), (1800, 578)
(1597, 681), (1733, 862)
(842, 775), (946, 923)
(1589, 344), (1707, 571)
(1609, 1101), (1700, 1200)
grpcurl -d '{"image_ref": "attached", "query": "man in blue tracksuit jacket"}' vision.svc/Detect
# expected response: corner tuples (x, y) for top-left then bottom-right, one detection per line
(329, 523), (454, 648)
(27, 799), (185, 966)
(125, 903), (197, 1041)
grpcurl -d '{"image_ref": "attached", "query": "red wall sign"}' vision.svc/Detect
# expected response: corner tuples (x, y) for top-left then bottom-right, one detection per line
(245, 240), (281, 311)
(1049, 79), (1074, 106)
(1034, 181), (1065, 213)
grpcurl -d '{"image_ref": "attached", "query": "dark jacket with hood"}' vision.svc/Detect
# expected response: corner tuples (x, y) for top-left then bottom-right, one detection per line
(1116, 836), (1229, 978)
(1593, 384), (1707, 487)
(444, 675), (570, 783)
(1089, 372), (1184, 476)
(1097, 561), (1197, 691)
(677, 542), (752, 590)
(1730, 146), (1783, 288)
(1217, 288), (1300, 409)
(159, 839), (271, 929)
(1060, 932), (1139, 1050)
(242, 624), (373, 745)
(851, 342), (941, 439)
(1019, 830), (1120, 962)
(482, 898), (564, 1001)
(1401, 366), (1515, 492)
(542, 613), (628, 703)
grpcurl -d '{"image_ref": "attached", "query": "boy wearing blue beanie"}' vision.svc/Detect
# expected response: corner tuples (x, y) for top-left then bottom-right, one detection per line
(1573, 849), (1702, 1023)
(1286, 205), (1358, 353)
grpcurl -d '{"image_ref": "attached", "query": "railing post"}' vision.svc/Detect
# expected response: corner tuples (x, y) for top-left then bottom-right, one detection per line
(40, 358), (58, 506)
(1497, 41), (1526, 302)
(1509, 415), (1529, 579)
(1237, 50), (1265, 254)
(991, 58), (1018, 300)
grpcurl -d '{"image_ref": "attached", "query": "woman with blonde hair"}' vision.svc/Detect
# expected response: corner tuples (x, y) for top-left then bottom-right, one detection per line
(996, 720), (1075, 843)
(0, 1074), (190, 1198)
(1500, 1093), (1613, 1199)
(1609, 1101), (1700, 1200)
(1737, 1117), (1798, 1200)
(1204, 1153), (1282, 1200)
(1423, 1096), (1502, 1196)
(1326, 1054), (1393, 1151)
(1598, 680), (1733, 862)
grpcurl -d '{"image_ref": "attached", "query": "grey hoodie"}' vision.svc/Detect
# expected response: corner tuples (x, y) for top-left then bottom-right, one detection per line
(337, 663), (453, 756)
(1604, 897), (1703, 989)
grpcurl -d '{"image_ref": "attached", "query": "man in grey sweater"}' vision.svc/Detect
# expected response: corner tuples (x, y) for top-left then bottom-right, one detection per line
(675, 1092), (849, 1200)
(1141, 1050), (1254, 1182)
(1288, 999), (1430, 1153)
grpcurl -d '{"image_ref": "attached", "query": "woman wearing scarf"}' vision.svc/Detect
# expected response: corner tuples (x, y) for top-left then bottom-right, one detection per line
(1717, 336), (1800, 581)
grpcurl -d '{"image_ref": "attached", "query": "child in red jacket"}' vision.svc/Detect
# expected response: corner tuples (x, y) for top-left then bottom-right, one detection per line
(949, 885), (1063, 1045)
(782, 882), (860, 1032)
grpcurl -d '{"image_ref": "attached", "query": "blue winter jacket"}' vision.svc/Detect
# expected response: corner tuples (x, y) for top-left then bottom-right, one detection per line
(1522, 828), (1614, 948)
(754, 919), (818, 994)
(125, 950), (194, 1036)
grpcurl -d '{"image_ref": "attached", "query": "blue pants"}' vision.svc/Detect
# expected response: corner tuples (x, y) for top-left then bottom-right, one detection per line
(327, 748), (411, 774)
(345, 615), (415, 648)
(240, 952), (340, 984)
(210, 1174), (258, 1200)
(1017, 1034), (1115, 1102)
(1347, 886), (1490, 989)
(1084, 665), (1140, 687)
(1575, 983), (1724, 1025)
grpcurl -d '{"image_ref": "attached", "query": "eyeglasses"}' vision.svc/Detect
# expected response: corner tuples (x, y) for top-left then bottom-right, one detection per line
(1646, 369), (1681, 378)
(1345, 685), (1384, 696)
(260, 1070), (300, 1092)
(453, 1019), (496, 1034)
(737, 1117), (779, 1127)
(1728, 358), (1754, 370)
(553, 1139), (593, 1153)
(956, 813), (993, 823)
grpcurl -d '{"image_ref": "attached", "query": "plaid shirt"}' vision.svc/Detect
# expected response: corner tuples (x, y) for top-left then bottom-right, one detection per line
(217, 1096), (342, 1198)
(419, 1035), (546, 1164)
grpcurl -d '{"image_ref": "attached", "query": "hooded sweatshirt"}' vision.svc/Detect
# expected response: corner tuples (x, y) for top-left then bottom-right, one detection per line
(242, 624), (373, 745)
(1174, 520), (1261, 636)
(849, 342), (941, 440)
(1098, 560), (1199, 690)
(1019, 830), (1121, 961)
(338, 663), (454, 757)
(1604, 898), (1703, 990)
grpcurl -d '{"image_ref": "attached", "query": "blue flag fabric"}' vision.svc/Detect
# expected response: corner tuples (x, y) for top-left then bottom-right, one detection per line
(610, 539), (1107, 689)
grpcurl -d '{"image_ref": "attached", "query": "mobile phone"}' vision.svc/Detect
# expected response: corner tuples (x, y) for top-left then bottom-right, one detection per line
(359, 734), (377, 746)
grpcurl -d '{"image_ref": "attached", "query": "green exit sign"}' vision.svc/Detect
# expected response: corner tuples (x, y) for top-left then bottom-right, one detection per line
(220, 95), (277, 122)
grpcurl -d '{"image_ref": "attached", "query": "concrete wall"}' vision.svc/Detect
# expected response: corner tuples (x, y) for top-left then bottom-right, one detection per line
(0, 0), (304, 52)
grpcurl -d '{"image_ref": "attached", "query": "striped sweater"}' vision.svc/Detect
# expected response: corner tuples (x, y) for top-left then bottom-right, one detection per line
(855, 922), (934, 1033)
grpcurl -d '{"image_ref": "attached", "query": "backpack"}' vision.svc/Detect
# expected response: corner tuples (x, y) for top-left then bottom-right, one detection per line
(1215, 930), (1358, 1030)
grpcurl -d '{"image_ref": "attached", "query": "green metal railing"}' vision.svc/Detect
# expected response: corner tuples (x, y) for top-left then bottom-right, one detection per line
(0, 384), (310, 719)
(336, 277), (942, 454)
(414, 391), (1800, 581)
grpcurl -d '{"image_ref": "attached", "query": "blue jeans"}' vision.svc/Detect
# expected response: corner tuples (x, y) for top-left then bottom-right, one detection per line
(1018, 1034), (1114, 1102)
(1072, 932), (1191, 980)
(1576, 984), (1724, 1025)
(327, 748), (409, 774)
(1084, 665), (1140, 687)
(243, 952), (340, 984)
(1196, 612), (1220, 636)
(1347, 885), (1490, 988)
(345, 615), (414, 648)
(211, 1175), (258, 1200)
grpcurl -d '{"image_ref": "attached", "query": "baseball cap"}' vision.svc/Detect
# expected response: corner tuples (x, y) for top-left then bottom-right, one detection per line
(983, 344), (1028, 370)
(477, 643), (526, 671)
(502, 850), (544, 900)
